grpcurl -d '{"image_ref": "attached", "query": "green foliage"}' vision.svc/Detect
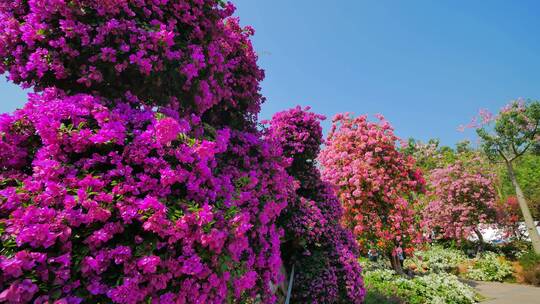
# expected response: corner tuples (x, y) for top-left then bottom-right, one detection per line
(465, 252), (513, 282)
(493, 240), (532, 260)
(519, 251), (540, 286)
(477, 100), (540, 163)
(363, 269), (479, 304)
(497, 153), (540, 217)
(402, 138), (459, 172)
(522, 265), (540, 286)
(364, 290), (402, 304)
(405, 245), (467, 274)
(519, 250), (540, 271)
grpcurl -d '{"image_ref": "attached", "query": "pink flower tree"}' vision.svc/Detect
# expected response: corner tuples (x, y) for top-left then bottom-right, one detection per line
(0, 1), (298, 303)
(265, 106), (365, 303)
(423, 159), (499, 250)
(319, 113), (426, 273)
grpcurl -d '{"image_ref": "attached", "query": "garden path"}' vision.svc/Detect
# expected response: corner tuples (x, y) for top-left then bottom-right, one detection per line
(469, 281), (540, 303)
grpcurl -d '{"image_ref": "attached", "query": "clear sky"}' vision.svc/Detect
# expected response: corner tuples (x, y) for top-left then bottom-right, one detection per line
(2, 0), (540, 146)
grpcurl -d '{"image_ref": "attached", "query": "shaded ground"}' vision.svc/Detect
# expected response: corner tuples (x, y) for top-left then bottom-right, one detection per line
(468, 281), (540, 303)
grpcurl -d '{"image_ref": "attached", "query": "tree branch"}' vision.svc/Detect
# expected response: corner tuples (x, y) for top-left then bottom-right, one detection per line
(497, 148), (509, 163)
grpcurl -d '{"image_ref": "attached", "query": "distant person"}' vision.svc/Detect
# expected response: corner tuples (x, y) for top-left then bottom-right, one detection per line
(368, 249), (379, 262)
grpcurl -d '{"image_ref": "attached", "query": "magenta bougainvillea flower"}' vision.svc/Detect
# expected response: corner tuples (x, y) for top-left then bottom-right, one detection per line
(0, 89), (294, 303)
(0, 0), (264, 127)
(0, 1), (304, 303)
(0, 1), (368, 303)
(266, 106), (365, 303)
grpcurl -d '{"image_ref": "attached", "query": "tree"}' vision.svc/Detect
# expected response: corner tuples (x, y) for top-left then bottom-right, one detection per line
(265, 106), (365, 303)
(496, 196), (524, 240)
(0, 1), (297, 303)
(423, 158), (499, 251)
(402, 138), (473, 173)
(319, 113), (426, 273)
(476, 100), (540, 253)
(401, 138), (443, 172)
(497, 153), (540, 219)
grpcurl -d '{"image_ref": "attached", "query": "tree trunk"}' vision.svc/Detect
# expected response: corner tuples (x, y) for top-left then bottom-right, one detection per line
(495, 183), (504, 202)
(388, 252), (404, 275)
(276, 264), (289, 300)
(506, 161), (540, 254)
(474, 228), (484, 256)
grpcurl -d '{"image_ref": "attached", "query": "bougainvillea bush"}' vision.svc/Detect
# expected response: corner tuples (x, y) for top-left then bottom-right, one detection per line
(265, 106), (365, 303)
(423, 159), (499, 244)
(319, 113), (425, 271)
(0, 90), (294, 303)
(0, 1), (304, 303)
(0, 0), (264, 128)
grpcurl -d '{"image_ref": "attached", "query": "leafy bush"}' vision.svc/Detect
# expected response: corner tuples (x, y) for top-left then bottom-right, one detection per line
(405, 245), (467, 273)
(519, 250), (540, 270)
(364, 269), (479, 304)
(498, 240), (532, 260)
(519, 251), (540, 286)
(364, 290), (402, 304)
(466, 252), (513, 282)
(522, 264), (540, 286)
(359, 257), (391, 271)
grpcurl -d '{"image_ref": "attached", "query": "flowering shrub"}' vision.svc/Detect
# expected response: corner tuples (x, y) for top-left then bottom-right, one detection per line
(495, 196), (523, 239)
(519, 250), (540, 286)
(265, 107), (365, 303)
(0, 1), (307, 303)
(363, 269), (479, 304)
(423, 159), (498, 242)
(404, 245), (467, 274)
(466, 252), (513, 282)
(0, 0), (264, 127)
(319, 113), (426, 260)
(0, 89), (295, 303)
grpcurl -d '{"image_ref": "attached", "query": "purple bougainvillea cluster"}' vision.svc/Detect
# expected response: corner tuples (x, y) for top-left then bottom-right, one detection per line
(0, 1), (298, 303)
(0, 0), (263, 128)
(265, 106), (365, 303)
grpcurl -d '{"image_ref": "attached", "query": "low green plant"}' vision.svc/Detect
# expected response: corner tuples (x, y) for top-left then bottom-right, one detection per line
(364, 290), (402, 304)
(519, 250), (540, 270)
(465, 252), (513, 282)
(359, 256), (391, 271)
(363, 269), (479, 304)
(404, 245), (467, 273)
(519, 250), (540, 286)
(498, 240), (531, 260)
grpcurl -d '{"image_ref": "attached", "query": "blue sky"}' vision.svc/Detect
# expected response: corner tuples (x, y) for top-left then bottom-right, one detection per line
(2, 0), (540, 146)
